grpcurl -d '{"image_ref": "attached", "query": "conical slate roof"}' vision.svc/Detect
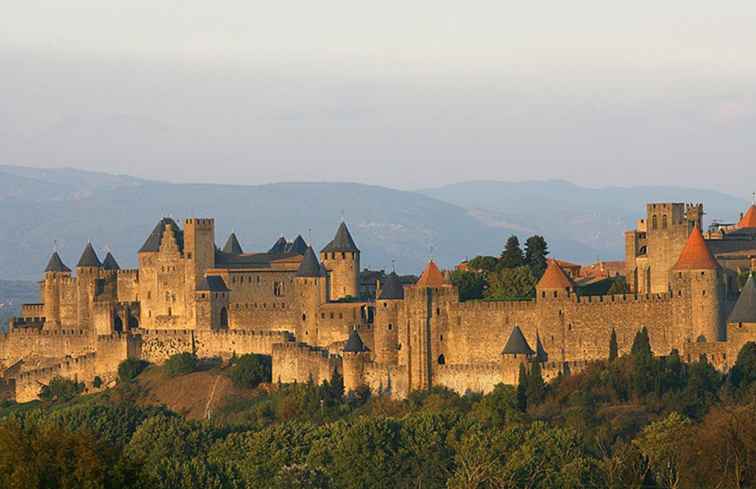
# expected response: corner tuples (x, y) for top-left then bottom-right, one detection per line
(378, 272), (404, 300)
(296, 247), (322, 277)
(343, 329), (369, 353)
(268, 236), (288, 254)
(321, 222), (359, 253)
(77, 243), (101, 268)
(671, 226), (719, 270)
(537, 259), (574, 290)
(729, 274), (756, 324)
(416, 260), (450, 288)
(102, 252), (120, 270)
(502, 326), (535, 355)
(45, 252), (71, 273)
(535, 332), (548, 362)
(139, 218), (184, 253)
(222, 233), (243, 254)
(737, 205), (756, 229)
(197, 275), (230, 292)
(287, 235), (308, 255)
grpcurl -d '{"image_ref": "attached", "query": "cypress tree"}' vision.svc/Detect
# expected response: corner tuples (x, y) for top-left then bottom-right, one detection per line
(526, 361), (546, 405)
(609, 328), (619, 362)
(525, 235), (549, 278)
(516, 363), (528, 412)
(500, 235), (525, 269)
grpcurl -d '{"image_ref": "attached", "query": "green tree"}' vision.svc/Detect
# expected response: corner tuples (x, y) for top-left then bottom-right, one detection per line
(525, 235), (549, 279)
(728, 341), (756, 394)
(499, 235), (525, 269)
(118, 358), (149, 383)
(38, 376), (84, 403)
(608, 328), (618, 362)
(516, 364), (528, 412)
(449, 270), (487, 301)
(229, 354), (272, 389)
(467, 255), (499, 273)
(330, 417), (403, 489)
(164, 352), (199, 377)
(634, 412), (692, 489)
(487, 266), (536, 299)
(526, 361), (546, 406)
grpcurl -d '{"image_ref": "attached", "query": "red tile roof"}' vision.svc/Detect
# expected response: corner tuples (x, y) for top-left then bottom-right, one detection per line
(416, 260), (450, 288)
(537, 259), (575, 289)
(738, 205), (756, 229)
(671, 226), (720, 270)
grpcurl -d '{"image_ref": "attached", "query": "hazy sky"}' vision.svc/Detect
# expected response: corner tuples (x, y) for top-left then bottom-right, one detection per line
(2, 1), (755, 196)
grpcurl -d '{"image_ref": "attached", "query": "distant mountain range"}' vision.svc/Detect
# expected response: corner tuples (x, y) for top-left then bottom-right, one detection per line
(0, 165), (749, 281)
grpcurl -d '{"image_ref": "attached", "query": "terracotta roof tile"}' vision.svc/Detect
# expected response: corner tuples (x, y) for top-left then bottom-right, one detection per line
(416, 260), (450, 288)
(737, 205), (756, 229)
(671, 226), (719, 270)
(537, 259), (574, 290)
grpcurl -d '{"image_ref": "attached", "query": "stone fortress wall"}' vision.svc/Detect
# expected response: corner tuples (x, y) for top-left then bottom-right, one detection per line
(1, 201), (755, 402)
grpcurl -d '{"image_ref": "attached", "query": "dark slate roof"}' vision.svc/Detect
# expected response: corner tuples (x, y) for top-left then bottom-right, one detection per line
(296, 247), (322, 277)
(535, 333), (548, 362)
(139, 218), (184, 253)
(268, 236), (288, 254)
(222, 233), (243, 254)
(77, 243), (101, 268)
(322, 222), (359, 253)
(378, 272), (404, 300)
(729, 274), (756, 324)
(287, 235), (308, 255)
(343, 329), (369, 353)
(102, 252), (120, 270)
(197, 275), (230, 292)
(502, 326), (535, 355)
(45, 252), (71, 273)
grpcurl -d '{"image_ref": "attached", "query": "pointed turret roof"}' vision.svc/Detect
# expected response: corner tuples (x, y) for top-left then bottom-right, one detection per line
(502, 326), (535, 355)
(535, 332), (548, 362)
(343, 329), (369, 353)
(416, 260), (450, 288)
(45, 251), (71, 273)
(321, 222), (359, 253)
(222, 233), (243, 254)
(296, 247), (323, 277)
(378, 272), (404, 300)
(537, 259), (574, 289)
(77, 243), (101, 268)
(671, 226), (719, 270)
(268, 236), (288, 254)
(102, 252), (120, 270)
(737, 205), (756, 229)
(287, 235), (308, 255)
(139, 218), (183, 253)
(729, 273), (756, 324)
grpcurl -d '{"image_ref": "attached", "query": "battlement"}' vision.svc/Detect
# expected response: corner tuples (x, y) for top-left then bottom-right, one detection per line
(573, 291), (676, 305)
(272, 341), (332, 359)
(185, 218), (214, 226)
(116, 269), (138, 277)
(8, 327), (89, 337)
(457, 299), (537, 312)
(21, 304), (44, 316)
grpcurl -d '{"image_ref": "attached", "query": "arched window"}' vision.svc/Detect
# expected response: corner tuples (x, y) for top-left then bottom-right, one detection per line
(128, 314), (139, 329)
(114, 315), (123, 333)
(662, 215), (668, 229)
(437, 354), (445, 365)
(652, 215), (658, 230)
(220, 307), (229, 328)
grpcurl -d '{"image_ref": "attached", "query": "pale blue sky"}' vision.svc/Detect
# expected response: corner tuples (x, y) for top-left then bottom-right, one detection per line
(1, 1), (755, 196)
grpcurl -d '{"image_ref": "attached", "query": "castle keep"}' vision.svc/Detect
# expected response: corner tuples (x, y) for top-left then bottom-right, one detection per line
(2, 202), (756, 402)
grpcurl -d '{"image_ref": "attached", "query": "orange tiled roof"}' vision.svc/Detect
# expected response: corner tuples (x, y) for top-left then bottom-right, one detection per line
(671, 226), (720, 270)
(416, 260), (450, 288)
(537, 259), (574, 289)
(738, 205), (756, 229)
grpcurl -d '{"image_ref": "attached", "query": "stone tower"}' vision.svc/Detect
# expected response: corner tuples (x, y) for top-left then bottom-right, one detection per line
(76, 242), (102, 331)
(373, 271), (404, 365)
(294, 246), (326, 344)
(320, 222), (360, 301)
(194, 276), (230, 330)
(42, 251), (71, 329)
(536, 259), (575, 302)
(500, 326), (534, 385)
(342, 328), (369, 392)
(184, 218), (215, 289)
(669, 225), (724, 342)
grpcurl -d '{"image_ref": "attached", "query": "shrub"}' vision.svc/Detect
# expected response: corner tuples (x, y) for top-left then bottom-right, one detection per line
(164, 352), (198, 377)
(118, 358), (149, 383)
(229, 354), (272, 389)
(38, 376), (84, 403)
(92, 376), (103, 389)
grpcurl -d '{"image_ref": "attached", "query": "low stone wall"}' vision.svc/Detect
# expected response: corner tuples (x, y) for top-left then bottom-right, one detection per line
(433, 362), (502, 395)
(271, 342), (339, 385)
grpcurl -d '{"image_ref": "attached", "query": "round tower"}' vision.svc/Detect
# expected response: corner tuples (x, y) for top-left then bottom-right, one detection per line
(42, 251), (71, 329)
(373, 272), (404, 365)
(500, 326), (534, 385)
(342, 329), (369, 392)
(669, 225), (724, 342)
(320, 222), (360, 301)
(536, 259), (575, 302)
(76, 242), (102, 330)
(294, 246), (326, 344)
